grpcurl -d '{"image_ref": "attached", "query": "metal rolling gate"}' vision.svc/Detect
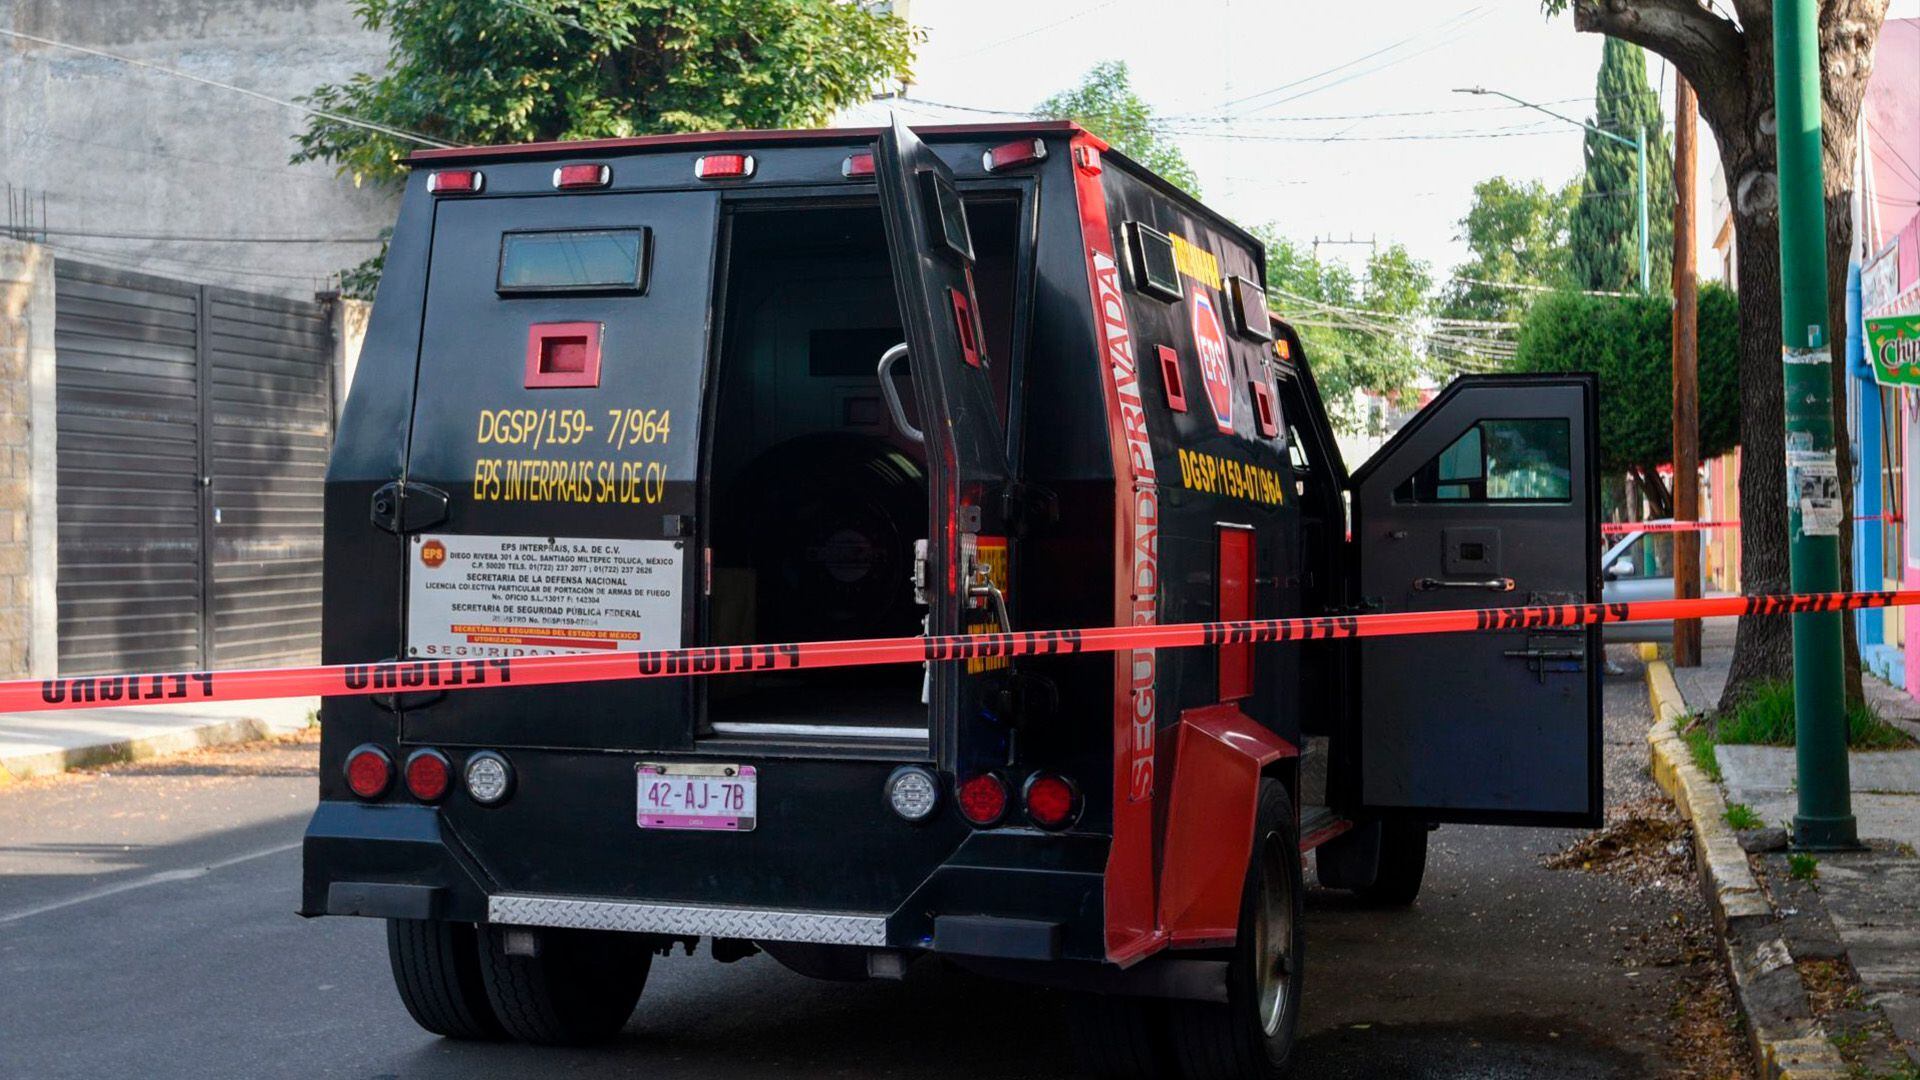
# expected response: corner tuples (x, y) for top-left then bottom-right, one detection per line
(52, 260), (335, 675)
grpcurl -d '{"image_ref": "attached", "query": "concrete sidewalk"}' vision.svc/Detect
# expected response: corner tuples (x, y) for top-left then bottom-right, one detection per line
(0, 697), (317, 784)
(1656, 617), (1920, 1074)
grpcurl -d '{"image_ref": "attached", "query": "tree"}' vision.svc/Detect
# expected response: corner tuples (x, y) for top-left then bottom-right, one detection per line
(1511, 286), (1741, 511)
(1543, 0), (1888, 711)
(1440, 175), (1581, 324)
(1569, 38), (1675, 293)
(294, 0), (917, 291)
(1258, 229), (1434, 433)
(1034, 61), (1201, 195)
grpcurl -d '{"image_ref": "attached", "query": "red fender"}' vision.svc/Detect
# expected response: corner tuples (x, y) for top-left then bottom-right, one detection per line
(1157, 704), (1298, 948)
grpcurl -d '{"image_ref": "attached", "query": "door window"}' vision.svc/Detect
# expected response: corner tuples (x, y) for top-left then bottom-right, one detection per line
(1610, 533), (1675, 579)
(1394, 418), (1572, 504)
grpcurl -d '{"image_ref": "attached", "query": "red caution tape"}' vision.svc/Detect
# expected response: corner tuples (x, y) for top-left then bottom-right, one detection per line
(1600, 514), (1901, 536)
(5, 590), (1916, 715)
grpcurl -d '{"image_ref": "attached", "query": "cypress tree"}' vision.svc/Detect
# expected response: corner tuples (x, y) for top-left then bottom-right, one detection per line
(1569, 38), (1674, 294)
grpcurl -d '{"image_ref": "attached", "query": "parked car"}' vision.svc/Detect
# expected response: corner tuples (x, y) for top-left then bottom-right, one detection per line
(1601, 522), (1711, 642)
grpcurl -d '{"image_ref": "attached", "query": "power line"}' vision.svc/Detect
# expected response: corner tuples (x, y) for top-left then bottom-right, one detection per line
(1209, 6), (1486, 114)
(0, 27), (455, 149)
(951, 1), (1124, 61)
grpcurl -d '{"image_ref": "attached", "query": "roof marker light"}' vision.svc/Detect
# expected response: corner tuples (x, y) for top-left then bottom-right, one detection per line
(983, 138), (1047, 173)
(427, 169), (484, 195)
(695, 154), (755, 180)
(552, 163), (610, 189)
(842, 152), (875, 179)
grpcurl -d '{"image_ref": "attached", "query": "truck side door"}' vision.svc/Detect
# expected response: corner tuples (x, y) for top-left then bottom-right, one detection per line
(874, 118), (1019, 773)
(1349, 374), (1602, 826)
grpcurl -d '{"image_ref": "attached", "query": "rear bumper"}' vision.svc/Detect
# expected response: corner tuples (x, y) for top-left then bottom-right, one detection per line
(301, 800), (1107, 962)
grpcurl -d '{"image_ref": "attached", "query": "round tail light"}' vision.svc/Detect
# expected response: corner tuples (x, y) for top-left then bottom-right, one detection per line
(1023, 773), (1081, 830)
(464, 751), (514, 805)
(956, 773), (1009, 827)
(344, 745), (392, 799)
(885, 766), (940, 822)
(404, 749), (451, 802)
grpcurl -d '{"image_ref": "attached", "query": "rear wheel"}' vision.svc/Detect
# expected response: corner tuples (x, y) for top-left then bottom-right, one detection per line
(1067, 991), (1174, 1079)
(1354, 821), (1428, 907)
(478, 925), (653, 1045)
(385, 919), (505, 1041)
(1168, 780), (1303, 1079)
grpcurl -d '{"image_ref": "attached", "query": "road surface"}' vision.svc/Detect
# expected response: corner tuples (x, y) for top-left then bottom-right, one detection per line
(0, 650), (1742, 1079)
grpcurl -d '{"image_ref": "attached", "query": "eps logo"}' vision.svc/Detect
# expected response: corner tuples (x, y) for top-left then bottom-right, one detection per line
(1189, 287), (1234, 434)
(419, 539), (447, 569)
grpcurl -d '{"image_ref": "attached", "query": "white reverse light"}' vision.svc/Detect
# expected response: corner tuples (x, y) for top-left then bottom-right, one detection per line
(885, 766), (940, 823)
(464, 752), (513, 805)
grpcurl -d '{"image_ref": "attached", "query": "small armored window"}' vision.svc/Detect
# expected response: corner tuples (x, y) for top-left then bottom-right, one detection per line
(1126, 222), (1182, 301)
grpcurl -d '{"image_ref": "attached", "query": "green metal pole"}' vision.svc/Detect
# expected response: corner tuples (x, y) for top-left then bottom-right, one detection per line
(1637, 124), (1650, 294)
(1774, 0), (1858, 850)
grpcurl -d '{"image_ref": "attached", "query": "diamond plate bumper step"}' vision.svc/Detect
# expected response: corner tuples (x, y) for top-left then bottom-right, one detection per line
(487, 894), (889, 947)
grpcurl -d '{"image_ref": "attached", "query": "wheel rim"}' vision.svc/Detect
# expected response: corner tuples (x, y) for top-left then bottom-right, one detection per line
(1253, 832), (1295, 1037)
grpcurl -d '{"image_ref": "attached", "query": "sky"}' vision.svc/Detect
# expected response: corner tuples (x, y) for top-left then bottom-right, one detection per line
(846, 0), (1920, 284)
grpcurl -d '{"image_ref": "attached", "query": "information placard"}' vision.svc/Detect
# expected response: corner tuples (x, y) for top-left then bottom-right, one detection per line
(407, 534), (683, 658)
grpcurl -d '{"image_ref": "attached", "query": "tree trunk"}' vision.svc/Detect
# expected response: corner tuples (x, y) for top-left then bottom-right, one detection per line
(1720, 212), (1795, 711)
(1632, 465), (1674, 518)
(1826, 193), (1868, 707)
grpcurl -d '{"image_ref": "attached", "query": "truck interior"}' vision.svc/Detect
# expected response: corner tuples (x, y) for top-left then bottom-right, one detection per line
(703, 195), (1020, 739)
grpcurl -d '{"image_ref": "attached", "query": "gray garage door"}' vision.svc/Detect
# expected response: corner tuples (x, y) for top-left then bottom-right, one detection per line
(53, 261), (334, 675)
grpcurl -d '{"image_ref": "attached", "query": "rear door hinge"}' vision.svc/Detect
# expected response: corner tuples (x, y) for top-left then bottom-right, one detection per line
(371, 481), (450, 535)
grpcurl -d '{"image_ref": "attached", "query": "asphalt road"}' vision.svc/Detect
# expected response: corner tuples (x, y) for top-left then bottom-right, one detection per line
(0, 650), (1739, 1079)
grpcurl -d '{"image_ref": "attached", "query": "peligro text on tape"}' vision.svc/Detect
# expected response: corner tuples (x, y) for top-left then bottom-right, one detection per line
(8, 590), (1919, 716)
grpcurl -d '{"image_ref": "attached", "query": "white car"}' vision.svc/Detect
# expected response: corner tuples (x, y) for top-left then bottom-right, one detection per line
(1601, 522), (1712, 642)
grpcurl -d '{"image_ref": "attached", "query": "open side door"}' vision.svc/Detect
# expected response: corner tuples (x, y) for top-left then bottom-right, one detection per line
(874, 118), (1018, 774)
(1348, 374), (1602, 826)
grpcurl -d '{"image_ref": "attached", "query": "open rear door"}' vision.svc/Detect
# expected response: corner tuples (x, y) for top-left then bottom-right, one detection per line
(1349, 374), (1602, 826)
(874, 118), (1018, 773)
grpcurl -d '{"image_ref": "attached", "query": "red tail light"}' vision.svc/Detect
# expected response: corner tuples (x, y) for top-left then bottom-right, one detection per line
(345, 745), (392, 799)
(1023, 773), (1080, 830)
(404, 749), (451, 802)
(982, 138), (1047, 173)
(842, 152), (875, 178)
(552, 163), (610, 189)
(956, 773), (1009, 826)
(426, 169), (483, 195)
(695, 154), (755, 180)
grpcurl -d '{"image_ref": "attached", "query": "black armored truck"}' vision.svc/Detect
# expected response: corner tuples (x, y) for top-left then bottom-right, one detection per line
(302, 118), (1602, 1077)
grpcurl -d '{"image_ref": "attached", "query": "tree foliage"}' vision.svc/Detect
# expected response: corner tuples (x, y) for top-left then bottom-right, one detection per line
(293, 0), (915, 295)
(1258, 229), (1433, 434)
(1569, 37), (1674, 294)
(1035, 61), (1200, 195)
(1511, 286), (1740, 515)
(294, 0), (917, 185)
(1439, 175), (1580, 324)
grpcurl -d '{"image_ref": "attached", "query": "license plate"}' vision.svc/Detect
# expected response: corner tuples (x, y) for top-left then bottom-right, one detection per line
(636, 763), (756, 831)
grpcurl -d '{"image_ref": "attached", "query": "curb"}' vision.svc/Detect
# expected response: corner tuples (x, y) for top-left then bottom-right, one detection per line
(1644, 657), (1850, 1080)
(0, 713), (314, 786)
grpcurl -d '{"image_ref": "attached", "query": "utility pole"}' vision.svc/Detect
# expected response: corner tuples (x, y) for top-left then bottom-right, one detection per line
(1672, 76), (1701, 667)
(1774, 0), (1858, 849)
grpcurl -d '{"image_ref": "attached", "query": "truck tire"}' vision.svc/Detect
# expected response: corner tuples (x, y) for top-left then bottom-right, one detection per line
(385, 919), (506, 1040)
(1353, 822), (1428, 908)
(1066, 991), (1173, 1079)
(1167, 780), (1303, 1079)
(478, 925), (652, 1045)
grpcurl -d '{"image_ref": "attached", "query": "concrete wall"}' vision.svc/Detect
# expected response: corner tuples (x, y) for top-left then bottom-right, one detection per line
(0, 237), (57, 678)
(0, 0), (399, 297)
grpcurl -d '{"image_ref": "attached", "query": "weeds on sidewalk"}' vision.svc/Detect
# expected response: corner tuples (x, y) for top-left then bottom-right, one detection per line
(1681, 715), (1724, 782)
(1724, 802), (1762, 830)
(1716, 680), (1914, 750)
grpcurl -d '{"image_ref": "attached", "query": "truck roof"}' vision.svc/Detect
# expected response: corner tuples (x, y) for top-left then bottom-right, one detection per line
(405, 120), (1086, 164)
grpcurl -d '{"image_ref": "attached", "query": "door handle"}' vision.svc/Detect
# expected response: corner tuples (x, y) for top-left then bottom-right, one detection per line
(876, 343), (924, 444)
(1413, 576), (1515, 592)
